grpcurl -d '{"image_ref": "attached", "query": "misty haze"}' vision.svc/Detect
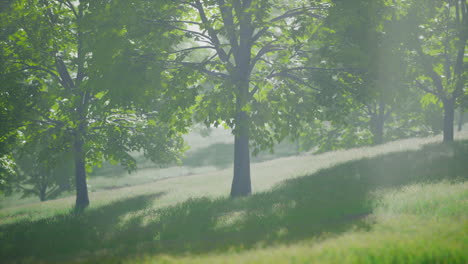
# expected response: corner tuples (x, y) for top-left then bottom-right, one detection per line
(0, 0), (467, 263)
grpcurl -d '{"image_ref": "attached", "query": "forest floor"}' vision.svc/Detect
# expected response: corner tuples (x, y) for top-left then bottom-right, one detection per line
(0, 131), (467, 263)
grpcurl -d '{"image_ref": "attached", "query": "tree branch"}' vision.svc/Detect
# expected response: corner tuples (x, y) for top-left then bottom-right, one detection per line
(363, 105), (373, 116)
(150, 19), (202, 25)
(56, 0), (78, 19)
(179, 61), (229, 79)
(145, 19), (214, 42)
(194, 0), (232, 66)
(179, 1), (198, 9)
(249, 84), (259, 99)
(252, 6), (326, 43)
(270, 6), (326, 23)
(452, 2), (467, 99)
(28, 118), (66, 128)
(218, 0), (239, 52)
(15, 62), (61, 83)
(415, 80), (439, 96)
(270, 72), (321, 92)
(250, 41), (286, 71)
(414, 44), (445, 98)
(384, 105), (394, 120)
(274, 66), (363, 75)
(168, 46), (216, 54)
(54, 56), (75, 90)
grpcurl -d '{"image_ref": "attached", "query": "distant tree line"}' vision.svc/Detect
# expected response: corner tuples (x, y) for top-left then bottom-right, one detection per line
(0, 0), (466, 211)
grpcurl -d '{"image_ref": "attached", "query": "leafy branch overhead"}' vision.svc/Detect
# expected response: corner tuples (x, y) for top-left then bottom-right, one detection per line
(141, 0), (345, 196)
(148, 1), (335, 134)
(0, 0), (196, 208)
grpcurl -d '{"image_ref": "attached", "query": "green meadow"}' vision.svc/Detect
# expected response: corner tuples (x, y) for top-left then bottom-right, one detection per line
(2, 1), (467, 263)
(0, 132), (467, 263)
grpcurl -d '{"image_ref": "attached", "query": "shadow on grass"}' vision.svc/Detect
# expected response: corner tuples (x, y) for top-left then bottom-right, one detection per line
(0, 192), (166, 263)
(182, 143), (234, 169)
(1, 141), (468, 263)
(182, 141), (299, 169)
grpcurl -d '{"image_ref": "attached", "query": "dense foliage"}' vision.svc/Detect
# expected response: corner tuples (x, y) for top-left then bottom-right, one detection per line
(0, 0), (195, 208)
(0, 0), (466, 205)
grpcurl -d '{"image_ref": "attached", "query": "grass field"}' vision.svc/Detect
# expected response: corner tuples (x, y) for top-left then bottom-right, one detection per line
(0, 131), (467, 263)
(0, 128), (299, 208)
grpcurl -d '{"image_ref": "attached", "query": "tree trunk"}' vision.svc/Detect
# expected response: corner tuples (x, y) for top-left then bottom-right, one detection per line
(230, 108), (252, 197)
(458, 110), (464, 131)
(370, 100), (386, 145)
(229, 2), (253, 197)
(74, 132), (89, 211)
(58, 175), (71, 192)
(39, 179), (46, 202)
(371, 114), (385, 145)
(443, 98), (455, 143)
(230, 67), (252, 197)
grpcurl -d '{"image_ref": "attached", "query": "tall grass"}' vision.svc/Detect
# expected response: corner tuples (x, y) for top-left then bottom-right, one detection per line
(0, 139), (467, 263)
(127, 182), (467, 264)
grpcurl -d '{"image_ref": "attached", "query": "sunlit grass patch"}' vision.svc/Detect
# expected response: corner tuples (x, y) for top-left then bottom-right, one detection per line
(2, 132), (468, 219)
(372, 181), (468, 218)
(115, 181), (467, 264)
(0, 136), (467, 263)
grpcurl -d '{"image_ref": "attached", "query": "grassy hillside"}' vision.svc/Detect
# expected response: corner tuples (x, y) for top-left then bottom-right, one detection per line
(0, 128), (299, 209)
(0, 135), (467, 263)
(122, 182), (468, 264)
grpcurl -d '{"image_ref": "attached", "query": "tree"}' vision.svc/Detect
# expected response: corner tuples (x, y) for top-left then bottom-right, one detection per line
(0, 8), (42, 194)
(1, 0), (194, 210)
(153, 0), (329, 196)
(399, 0), (467, 142)
(12, 129), (73, 201)
(312, 0), (424, 146)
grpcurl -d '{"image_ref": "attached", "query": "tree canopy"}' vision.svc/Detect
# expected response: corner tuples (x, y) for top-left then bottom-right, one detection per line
(0, 0), (466, 207)
(0, 0), (195, 209)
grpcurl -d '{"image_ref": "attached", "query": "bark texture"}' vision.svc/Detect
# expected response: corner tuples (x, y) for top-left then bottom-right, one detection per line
(74, 132), (89, 211)
(458, 111), (464, 131)
(443, 99), (455, 143)
(231, 110), (252, 197)
(229, 2), (254, 197)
